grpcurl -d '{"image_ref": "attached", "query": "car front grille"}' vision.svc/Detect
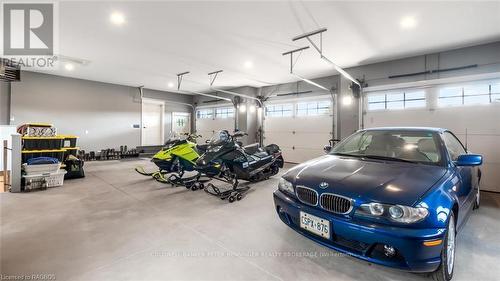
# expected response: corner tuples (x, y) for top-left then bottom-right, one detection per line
(296, 186), (318, 206)
(320, 193), (353, 214)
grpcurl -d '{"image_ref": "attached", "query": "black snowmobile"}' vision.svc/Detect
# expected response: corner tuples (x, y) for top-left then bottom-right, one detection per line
(195, 130), (284, 202)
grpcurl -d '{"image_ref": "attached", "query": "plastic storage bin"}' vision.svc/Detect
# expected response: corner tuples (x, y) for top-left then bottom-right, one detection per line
(63, 147), (79, 159)
(17, 123), (57, 137)
(22, 170), (67, 190)
(22, 136), (64, 150)
(22, 149), (65, 163)
(22, 163), (61, 175)
(61, 135), (78, 148)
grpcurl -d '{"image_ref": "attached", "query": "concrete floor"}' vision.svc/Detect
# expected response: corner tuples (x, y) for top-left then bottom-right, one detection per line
(1, 158), (500, 281)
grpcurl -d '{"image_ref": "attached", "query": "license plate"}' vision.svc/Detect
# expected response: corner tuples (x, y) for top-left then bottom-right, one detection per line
(300, 211), (330, 239)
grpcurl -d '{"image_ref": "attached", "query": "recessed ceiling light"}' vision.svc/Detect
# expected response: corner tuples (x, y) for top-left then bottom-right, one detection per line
(64, 63), (74, 71)
(110, 12), (125, 26)
(244, 60), (253, 68)
(400, 16), (417, 29)
(167, 82), (175, 88)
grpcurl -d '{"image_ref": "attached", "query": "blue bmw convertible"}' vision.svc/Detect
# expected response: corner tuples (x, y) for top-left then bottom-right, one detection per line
(274, 127), (482, 281)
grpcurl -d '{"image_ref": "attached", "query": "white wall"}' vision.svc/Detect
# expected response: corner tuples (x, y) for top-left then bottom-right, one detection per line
(10, 71), (193, 151)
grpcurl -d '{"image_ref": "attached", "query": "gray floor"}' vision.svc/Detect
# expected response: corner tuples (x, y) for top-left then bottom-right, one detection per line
(1, 159), (499, 281)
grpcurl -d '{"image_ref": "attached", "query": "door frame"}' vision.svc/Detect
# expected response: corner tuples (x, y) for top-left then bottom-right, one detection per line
(141, 98), (165, 146)
(171, 112), (191, 134)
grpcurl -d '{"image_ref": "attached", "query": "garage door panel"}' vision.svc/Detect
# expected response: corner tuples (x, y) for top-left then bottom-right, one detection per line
(294, 132), (332, 148)
(365, 91), (500, 192)
(265, 101), (333, 164)
(477, 163), (499, 192)
(264, 118), (296, 131)
(287, 147), (326, 163)
(196, 118), (234, 143)
(465, 135), (500, 160)
(293, 116), (333, 133)
(265, 132), (295, 147)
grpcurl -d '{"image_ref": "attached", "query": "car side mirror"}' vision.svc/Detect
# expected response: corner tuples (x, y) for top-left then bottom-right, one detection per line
(329, 139), (341, 147)
(456, 154), (482, 166)
(324, 145), (332, 153)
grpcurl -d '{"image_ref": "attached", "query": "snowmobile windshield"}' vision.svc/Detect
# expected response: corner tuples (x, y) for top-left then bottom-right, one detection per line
(208, 130), (230, 146)
(165, 132), (182, 146)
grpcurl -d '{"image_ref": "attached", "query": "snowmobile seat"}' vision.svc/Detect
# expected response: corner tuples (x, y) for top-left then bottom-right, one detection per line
(243, 143), (261, 155)
(196, 144), (209, 154)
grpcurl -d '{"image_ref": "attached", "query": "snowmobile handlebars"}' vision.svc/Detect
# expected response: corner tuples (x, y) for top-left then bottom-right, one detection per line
(232, 131), (248, 139)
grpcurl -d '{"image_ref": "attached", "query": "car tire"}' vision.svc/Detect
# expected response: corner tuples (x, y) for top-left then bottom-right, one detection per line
(473, 182), (480, 210)
(430, 213), (456, 281)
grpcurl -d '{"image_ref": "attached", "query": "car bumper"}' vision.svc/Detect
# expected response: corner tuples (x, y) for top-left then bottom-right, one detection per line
(273, 190), (446, 272)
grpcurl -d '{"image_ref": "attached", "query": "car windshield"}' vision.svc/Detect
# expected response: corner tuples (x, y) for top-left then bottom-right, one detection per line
(331, 130), (442, 164)
(208, 130), (230, 146)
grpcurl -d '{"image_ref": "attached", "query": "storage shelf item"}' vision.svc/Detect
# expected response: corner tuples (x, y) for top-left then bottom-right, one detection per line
(17, 123), (57, 137)
(22, 136), (64, 150)
(63, 147), (80, 158)
(22, 170), (67, 190)
(22, 149), (65, 163)
(22, 163), (61, 175)
(60, 135), (79, 148)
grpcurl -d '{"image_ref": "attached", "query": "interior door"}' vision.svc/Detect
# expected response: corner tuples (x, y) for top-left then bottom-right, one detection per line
(142, 101), (164, 146)
(172, 112), (191, 134)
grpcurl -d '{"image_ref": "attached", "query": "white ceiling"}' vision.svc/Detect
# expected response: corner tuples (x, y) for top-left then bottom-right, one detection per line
(33, 1), (500, 92)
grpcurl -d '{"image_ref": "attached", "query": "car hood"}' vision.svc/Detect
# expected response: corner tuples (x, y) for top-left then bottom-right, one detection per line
(284, 155), (447, 206)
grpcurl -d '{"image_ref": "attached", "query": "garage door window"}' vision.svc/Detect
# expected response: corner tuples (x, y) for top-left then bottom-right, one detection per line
(196, 109), (213, 119)
(438, 82), (499, 107)
(367, 91), (425, 110)
(265, 104), (293, 117)
(296, 101), (330, 116)
(215, 107), (234, 119)
(491, 82), (500, 103)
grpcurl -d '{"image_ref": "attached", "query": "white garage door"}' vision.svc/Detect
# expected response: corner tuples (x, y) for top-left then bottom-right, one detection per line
(264, 99), (333, 164)
(364, 80), (500, 192)
(195, 106), (235, 143)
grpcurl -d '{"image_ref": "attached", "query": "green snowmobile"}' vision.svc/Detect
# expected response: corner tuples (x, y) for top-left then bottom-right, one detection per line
(135, 132), (209, 187)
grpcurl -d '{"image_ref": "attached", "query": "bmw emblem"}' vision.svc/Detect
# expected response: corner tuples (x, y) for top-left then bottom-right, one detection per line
(319, 182), (329, 189)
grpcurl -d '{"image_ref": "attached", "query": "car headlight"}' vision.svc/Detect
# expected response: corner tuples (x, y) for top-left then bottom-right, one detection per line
(208, 145), (223, 153)
(357, 202), (428, 224)
(278, 178), (294, 194)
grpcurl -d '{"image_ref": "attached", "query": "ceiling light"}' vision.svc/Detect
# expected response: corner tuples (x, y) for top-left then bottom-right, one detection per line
(249, 105), (256, 113)
(239, 104), (247, 113)
(342, 95), (353, 106)
(244, 61), (253, 68)
(400, 16), (417, 29)
(167, 82), (174, 88)
(110, 12), (125, 25)
(64, 63), (74, 71)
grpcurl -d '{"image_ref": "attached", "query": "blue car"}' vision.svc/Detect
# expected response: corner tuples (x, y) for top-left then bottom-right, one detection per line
(274, 127), (482, 281)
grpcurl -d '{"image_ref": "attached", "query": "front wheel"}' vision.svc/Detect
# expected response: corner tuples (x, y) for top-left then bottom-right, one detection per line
(473, 183), (480, 210)
(430, 213), (456, 281)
